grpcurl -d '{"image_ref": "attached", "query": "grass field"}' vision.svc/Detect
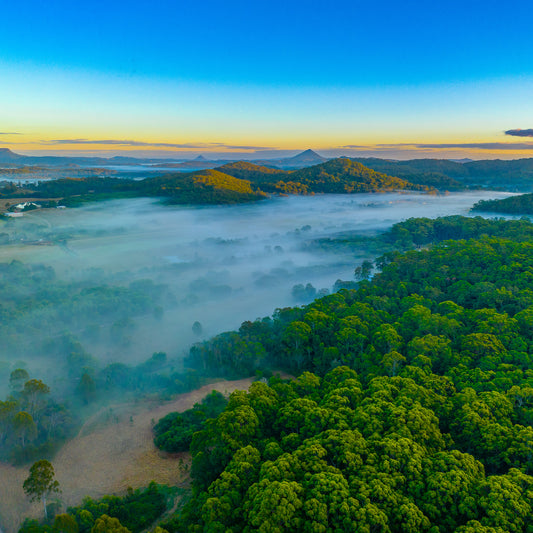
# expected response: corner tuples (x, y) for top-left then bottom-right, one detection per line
(0, 377), (254, 533)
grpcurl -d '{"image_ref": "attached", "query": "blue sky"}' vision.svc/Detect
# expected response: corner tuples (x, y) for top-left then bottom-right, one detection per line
(2, 0), (533, 159)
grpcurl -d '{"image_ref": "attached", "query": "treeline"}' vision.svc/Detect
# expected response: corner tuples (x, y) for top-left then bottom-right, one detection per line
(383, 214), (533, 248)
(156, 220), (533, 531)
(0, 171), (266, 207)
(19, 482), (174, 533)
(353, 156), (533, 190)
(309, 215), (533, 257)
(472, 193), (533, 215)
(0, 158), (437, 209)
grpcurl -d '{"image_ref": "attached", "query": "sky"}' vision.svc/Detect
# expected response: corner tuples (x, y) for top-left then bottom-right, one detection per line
(1, 0), (533, 160)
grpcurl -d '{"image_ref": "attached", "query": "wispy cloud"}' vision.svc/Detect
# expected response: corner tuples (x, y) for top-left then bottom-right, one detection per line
(40, 139), (274, 151)
(416, 142), (533, 150)
(0, 132), (21, 135)
(338, 142), (533, 151)
(505, 129), (533, 138)
(341, 145), (370, 149)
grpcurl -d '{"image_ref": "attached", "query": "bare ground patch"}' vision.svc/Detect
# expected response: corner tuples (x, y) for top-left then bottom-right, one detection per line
(0, 377), (254, 533)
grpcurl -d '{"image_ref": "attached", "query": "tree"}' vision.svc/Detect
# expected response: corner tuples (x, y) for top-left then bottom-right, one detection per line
(354, 259), (374, 281)
(78, 372), (96, 404)
(21, 379), (50, 419)
(192, 321), (203, 336)
(10, 368), (30, 392)
(13, 411), (37, 448)
(91, 515), (131, 533)
(53, 514), (79, 533)
(23, 460), (61, 520)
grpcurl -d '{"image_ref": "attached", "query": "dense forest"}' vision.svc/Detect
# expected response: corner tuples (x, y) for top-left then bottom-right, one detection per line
(472, 193), (533, 214)
(353, 157), (533, 191)
(151, 216), (533, 532)
(12, 215), (533, 532)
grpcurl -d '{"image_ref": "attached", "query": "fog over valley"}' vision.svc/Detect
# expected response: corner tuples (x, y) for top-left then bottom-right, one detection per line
(0, 191), (514, 396)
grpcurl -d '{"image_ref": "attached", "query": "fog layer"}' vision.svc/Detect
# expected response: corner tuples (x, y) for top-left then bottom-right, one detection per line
(0, 191), (514, 393)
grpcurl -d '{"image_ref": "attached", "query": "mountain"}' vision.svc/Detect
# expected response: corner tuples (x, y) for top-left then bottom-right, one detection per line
(0, 148), (183, 167)
(253, 149), (328, 169)
(283, 148), (327, 166)
(0, 148), (29, 164)
(153, 159), (233, 170)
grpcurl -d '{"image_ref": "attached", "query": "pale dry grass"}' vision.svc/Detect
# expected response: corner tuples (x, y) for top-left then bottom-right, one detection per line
(0, 378), (254, 533)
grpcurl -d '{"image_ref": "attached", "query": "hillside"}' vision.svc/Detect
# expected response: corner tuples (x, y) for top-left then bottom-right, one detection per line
(353, 156), (533, 191)
(0, 169), (267, 207)
(217, 161), (289, 183)
(351, 157), (467, 190)
(472, 192), (533, 214)
(288, 157), (433, 193)
(142, 169), (267, 204)
(219, 158), (432, 195)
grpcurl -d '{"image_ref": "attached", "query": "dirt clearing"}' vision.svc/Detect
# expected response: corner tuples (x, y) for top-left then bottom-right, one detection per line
(0, 377), (254, 533)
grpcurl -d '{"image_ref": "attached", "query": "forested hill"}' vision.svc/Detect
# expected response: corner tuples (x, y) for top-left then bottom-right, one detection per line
(221, 158), (433, 194)
(0, 159), (433, 208)
(352, 156), (533, 191)
(287, 158), (432, 194)
(217, 161), (289, 183)
(472, 193), (533, 215)
(154, 216), (533, 533)
(0, 170), (268, 207)
(139, 168), (268, 204)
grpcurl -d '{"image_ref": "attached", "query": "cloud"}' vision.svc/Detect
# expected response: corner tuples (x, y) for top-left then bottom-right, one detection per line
(341, 145), (370, 149)
(505, 129), (533, 138)
(0, 132), (21, 135)
(415, 142), (533, 150)
(334, 142), (533, 151)
(41, 139), (273, 151)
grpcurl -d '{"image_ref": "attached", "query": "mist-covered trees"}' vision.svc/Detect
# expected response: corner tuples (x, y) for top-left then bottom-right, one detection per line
(166, 225), (533, 532)
(0, 367), (77, 464)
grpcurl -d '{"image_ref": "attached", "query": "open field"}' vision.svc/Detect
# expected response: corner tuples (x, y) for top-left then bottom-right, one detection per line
(0, 377), (254, 533)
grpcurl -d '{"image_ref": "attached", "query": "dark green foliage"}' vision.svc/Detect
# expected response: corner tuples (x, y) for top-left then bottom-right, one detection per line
(67, 482), (172, 533)
(172, 219), (533, 532)
(472, 193), (533, 214)
(353, 156), (533, 191)
(154, 391), (228, 452)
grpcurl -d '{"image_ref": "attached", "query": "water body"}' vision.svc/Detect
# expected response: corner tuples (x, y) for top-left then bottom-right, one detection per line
(0, 191), (517, 374)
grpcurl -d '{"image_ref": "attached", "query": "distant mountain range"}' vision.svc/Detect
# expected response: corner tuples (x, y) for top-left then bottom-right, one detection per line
(0, 157), (433, 208)
(0, 148), (184, 167)
(0, 147), (327, 170)
(3, 147), (533, 191)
